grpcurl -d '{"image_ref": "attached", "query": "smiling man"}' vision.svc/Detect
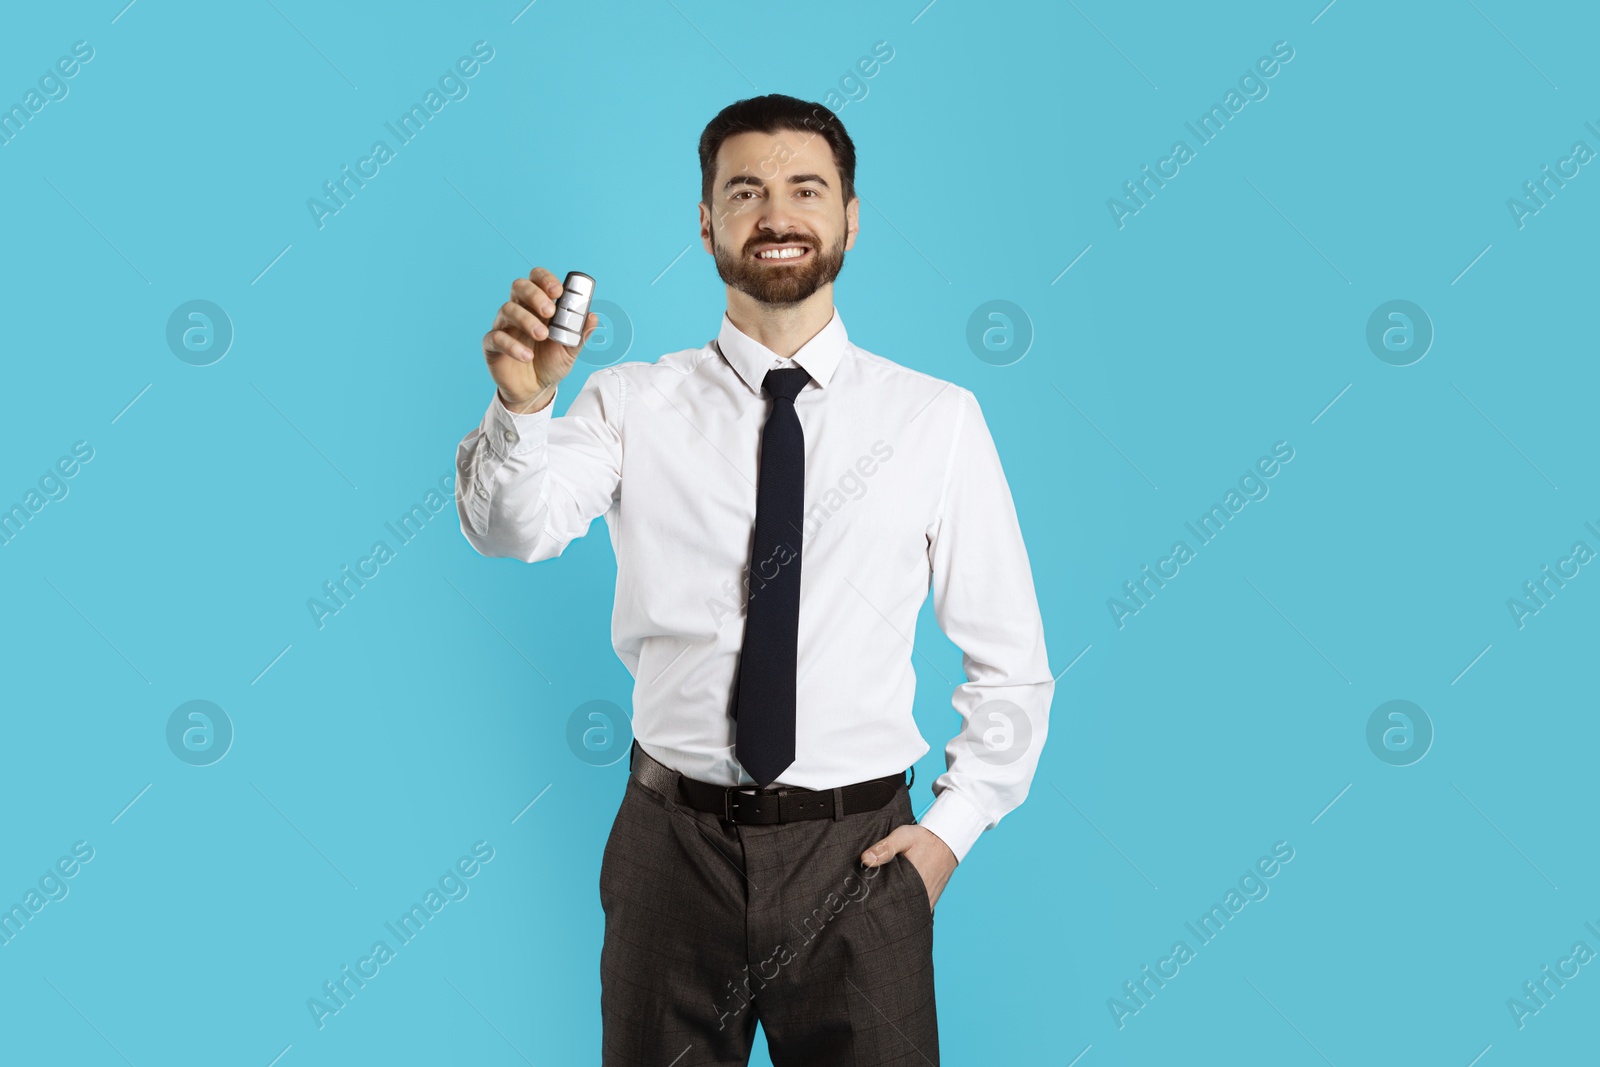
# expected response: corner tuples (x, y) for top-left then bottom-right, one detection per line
(454, 94), (1053, 1065)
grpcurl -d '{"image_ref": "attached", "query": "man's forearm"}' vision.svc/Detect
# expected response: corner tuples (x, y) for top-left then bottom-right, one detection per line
(455, 388), (561, 562)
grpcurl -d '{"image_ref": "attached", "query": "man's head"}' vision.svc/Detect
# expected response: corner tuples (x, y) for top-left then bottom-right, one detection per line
(698, 95), (860, 307)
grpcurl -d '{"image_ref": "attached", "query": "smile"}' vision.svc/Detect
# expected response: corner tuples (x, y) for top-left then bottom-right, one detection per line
(753, 245), (811, 261)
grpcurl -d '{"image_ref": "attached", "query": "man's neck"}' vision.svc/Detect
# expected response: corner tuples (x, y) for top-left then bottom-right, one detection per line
(725, 286), (834, 359)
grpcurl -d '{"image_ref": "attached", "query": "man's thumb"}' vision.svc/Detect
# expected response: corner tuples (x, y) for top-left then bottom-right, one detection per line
(578, 311), (601, 348)
(860, 829), (910, 866)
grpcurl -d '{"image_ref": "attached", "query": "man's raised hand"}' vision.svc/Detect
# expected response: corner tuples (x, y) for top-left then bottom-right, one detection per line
(483, 266), (600, 413)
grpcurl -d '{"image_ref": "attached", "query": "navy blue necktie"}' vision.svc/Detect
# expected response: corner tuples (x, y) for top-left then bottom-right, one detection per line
(733, 365), (811, 788)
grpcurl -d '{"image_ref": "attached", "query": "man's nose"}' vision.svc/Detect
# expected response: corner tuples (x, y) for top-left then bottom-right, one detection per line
(757, 198), (799, 235)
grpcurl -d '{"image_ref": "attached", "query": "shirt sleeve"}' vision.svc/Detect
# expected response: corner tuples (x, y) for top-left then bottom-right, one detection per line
(917, 388), (1055, 864)
(454, 369), (624, 562)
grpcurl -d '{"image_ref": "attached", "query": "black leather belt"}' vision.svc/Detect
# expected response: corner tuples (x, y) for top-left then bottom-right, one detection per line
(629, 740), (911, 825)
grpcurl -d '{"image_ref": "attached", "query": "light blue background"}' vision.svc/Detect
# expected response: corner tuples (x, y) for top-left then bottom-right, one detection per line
(2, 1), (1596, 1063)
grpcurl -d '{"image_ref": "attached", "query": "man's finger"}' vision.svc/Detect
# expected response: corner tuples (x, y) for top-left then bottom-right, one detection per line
(510, 277), (556, 319)
(528, 265), (564, 300)
(485, 328), (535, 363)
(499, 300), (547, 341)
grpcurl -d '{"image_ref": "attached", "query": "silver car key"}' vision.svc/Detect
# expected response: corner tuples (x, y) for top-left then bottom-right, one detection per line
(546, 271), (595, 347)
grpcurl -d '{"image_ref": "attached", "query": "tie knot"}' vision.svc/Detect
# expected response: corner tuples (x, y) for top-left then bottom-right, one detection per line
(763, 365), (810, 403)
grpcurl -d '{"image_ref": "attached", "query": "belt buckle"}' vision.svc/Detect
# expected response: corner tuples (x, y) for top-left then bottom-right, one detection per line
(725, 786), (757, 822)
(725, 785), (782, 823)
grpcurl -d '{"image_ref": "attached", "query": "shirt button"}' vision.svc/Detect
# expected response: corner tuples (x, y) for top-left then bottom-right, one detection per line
(476, 485), (488, 499)
(503, 429), (518, 443)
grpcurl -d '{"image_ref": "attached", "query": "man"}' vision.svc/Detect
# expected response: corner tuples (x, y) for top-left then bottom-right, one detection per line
(454, 94), (1053, 1066)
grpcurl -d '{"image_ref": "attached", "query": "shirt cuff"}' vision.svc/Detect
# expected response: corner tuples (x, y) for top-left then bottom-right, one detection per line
(917, 787), (989, 865)
(487, 386), (556, 457)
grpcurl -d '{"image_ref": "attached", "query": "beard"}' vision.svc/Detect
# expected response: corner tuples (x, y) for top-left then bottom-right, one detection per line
(712, 226), (847, 306)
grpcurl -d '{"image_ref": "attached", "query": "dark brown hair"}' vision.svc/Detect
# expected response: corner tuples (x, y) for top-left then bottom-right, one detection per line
(698, 94), (857, 210)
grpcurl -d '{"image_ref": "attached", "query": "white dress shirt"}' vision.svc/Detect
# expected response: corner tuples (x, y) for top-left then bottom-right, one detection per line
(454, 307), (1053, 863)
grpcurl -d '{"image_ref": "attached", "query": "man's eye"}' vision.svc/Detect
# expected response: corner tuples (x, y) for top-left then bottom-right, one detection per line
(798, 189), (818, 197)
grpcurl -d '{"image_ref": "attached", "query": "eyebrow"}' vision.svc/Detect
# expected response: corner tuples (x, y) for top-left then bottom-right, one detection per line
(723, 173), (831, 193)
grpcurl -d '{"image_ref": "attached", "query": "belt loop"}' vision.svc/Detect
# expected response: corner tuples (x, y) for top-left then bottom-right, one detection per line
(669, 769), (686, 815)
(906, 763), (915, 790)
(832, 786), (845, 821)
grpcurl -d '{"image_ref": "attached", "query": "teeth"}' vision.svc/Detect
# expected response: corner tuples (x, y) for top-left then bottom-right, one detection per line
(757, 247), (806, 259)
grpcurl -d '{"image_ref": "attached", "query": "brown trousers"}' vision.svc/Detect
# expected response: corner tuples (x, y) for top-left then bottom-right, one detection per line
(599, 748), (939, 1065)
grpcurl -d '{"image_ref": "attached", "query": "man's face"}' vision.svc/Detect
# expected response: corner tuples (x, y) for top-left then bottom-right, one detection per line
(701, 129), (858, 307)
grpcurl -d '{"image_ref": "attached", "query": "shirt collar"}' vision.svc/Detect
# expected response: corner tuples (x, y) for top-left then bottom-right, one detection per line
(714, 307), (849, 394)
